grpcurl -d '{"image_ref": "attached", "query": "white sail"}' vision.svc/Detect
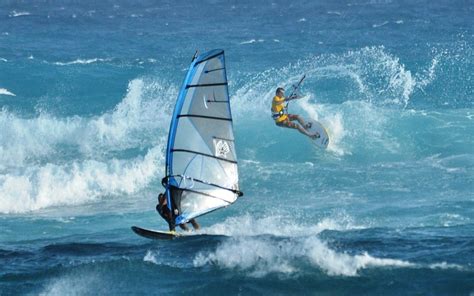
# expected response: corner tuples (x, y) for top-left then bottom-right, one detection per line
(164, 49), (242, 225)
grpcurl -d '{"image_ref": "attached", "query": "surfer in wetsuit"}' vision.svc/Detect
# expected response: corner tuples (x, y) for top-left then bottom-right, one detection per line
(156, 192), (200, 232)
(271, 87), (319, 139)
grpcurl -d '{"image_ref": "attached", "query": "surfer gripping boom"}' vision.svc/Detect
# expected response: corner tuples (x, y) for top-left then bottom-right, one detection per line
(271, 86), (319, 139)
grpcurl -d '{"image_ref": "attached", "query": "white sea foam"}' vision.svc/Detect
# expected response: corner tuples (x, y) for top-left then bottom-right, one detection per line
(239, 39), (264, 45)
(428, 262), (465, 270)
(193, 237), (298, 277)
(240, 39), (256, 45)
(0, 145), (163, 213)
(53, 58), (112, 66)
(297, 18), (307, 22)
(193, 215), (419, 278)
(201, 213), (365, 238)
(231, 46), (435, 121)
(9, 10), (31, 17)
(177, 214), (468, 276)
(0, 58), (7, 62)
(372, 21), (389, 28)
(193, 235), (413, 277)
(144, 250), (159, 264)
(297, 96), (347, 156)
(0, 88), (15, 96)
(39, 272), (103, 296)
(0, 78), (175, 167)
(416, 55), (439, 90)
(231, 57), (419, 157)
(0, 78), (176, 213)
(303, 238), (414, 276)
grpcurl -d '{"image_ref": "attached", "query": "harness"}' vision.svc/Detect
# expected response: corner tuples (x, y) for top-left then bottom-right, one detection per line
(271, 107), (287, 120)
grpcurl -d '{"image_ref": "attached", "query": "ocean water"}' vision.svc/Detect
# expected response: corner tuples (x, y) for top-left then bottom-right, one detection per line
(1, 0), (473, 295)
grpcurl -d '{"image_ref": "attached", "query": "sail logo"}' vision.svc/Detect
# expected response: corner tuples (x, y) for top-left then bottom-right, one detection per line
(214, 139), (230, 158)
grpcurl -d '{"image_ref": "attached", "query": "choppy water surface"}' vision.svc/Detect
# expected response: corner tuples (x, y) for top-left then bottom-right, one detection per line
(1, 1), (473, 295)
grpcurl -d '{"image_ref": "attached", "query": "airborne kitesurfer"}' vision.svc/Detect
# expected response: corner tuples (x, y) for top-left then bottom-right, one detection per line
(271, 87), (319, 139)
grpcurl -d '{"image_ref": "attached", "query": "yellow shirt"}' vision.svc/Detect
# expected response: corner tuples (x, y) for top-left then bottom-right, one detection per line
(271, 95), (287, 122)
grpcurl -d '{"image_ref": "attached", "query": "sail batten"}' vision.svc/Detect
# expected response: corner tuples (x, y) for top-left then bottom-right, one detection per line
(164, 49), (242, 225)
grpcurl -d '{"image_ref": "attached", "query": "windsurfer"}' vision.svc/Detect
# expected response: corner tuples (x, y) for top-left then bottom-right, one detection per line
(156, 192), (200, 232)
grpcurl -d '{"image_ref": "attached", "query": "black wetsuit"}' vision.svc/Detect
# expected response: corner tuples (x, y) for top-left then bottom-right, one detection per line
(156, 195), (176, 231)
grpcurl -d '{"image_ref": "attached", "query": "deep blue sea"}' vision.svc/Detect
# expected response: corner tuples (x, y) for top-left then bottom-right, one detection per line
(1, 0), (473, 295)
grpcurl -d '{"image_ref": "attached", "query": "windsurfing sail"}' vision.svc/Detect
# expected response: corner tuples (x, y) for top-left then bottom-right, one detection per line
(163, 49), (243, 226)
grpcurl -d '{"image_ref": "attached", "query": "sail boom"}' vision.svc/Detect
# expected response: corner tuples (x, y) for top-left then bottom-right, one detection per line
(186, 82), (228, 88)
(177, 114), (232, 121)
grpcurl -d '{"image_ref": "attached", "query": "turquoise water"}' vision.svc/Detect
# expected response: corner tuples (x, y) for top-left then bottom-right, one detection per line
(1, 1), (473, 295)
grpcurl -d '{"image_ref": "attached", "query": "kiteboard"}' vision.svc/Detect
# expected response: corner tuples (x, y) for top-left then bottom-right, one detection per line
(131, 226), (182, 240)
(306, 120), (329, 149)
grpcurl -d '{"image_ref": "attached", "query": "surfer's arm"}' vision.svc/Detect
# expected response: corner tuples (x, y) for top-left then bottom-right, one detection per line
(285, 94), (300, 101)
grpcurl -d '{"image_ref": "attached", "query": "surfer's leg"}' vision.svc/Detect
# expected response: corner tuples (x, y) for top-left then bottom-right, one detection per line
(282, 116), (315, 138)
(288, 114), (319, 139)
(190, 219), (200, 230)
(156, 205), (176, 231)
(179, 223), (190, 231)
(288, 114), (310, 129)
